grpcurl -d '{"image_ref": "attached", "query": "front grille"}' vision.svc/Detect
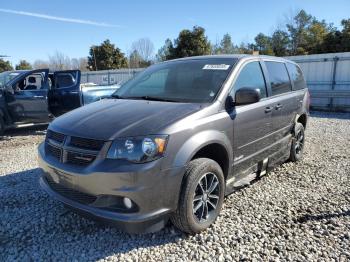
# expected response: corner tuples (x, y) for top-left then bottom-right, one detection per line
(70, 136), (105, 151)
(46, 143), (61, 160)
(66, 151), (96, 166)
(45, 176), (97, 205)
(45, 131), (104, 167)
(47, 130), (65, 144)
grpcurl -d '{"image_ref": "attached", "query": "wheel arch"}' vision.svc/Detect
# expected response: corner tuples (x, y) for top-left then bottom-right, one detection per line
(172, 130), (233, 181)
(191, 143), (230, 180)
(296, 113), (307, 129)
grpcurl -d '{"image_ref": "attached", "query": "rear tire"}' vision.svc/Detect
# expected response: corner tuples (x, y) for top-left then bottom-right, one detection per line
(171, 158), (225, 234)
(289, 122), (305, 162)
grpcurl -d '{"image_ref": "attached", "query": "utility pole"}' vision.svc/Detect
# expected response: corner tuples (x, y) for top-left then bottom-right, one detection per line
(92, 47), (98, 71)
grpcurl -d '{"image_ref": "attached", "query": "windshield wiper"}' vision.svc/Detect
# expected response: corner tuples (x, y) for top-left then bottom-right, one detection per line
(123, 96), (180, 102)
(111, 94), (125, 99)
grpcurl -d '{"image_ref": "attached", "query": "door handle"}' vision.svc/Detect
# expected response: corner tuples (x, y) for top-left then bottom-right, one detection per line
(275, 104), (283, 110)
(265, 106), (273, 113)
(33, 95), (44, 98)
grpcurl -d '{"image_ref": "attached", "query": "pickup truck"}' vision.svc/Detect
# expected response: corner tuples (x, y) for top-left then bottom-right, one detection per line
(0, 69), (120, 135)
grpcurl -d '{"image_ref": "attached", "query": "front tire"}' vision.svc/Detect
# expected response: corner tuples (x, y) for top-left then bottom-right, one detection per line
(289, 122), (305, 162)
(171, 158), (225, 234)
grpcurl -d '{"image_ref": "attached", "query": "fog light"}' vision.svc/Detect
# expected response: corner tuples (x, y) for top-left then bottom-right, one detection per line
(123, 197), (132, 209)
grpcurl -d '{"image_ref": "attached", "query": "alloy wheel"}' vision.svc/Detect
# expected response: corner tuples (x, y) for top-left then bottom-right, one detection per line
(192, 172), (220, 223)
(295, 129), (304, 155)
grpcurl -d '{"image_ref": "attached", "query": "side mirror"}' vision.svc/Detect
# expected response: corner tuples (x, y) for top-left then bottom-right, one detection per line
(235, 88), (261, 106)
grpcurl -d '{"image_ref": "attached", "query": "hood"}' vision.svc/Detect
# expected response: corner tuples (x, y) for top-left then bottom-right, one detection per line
(50, 99), (202, 140)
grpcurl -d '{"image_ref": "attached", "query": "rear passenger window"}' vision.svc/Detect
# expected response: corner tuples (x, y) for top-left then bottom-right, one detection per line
(55, 72), (77, 89)
(232, 61), (267, 98)
(286, 63), (307, 90)
(265, 61), (292, 96)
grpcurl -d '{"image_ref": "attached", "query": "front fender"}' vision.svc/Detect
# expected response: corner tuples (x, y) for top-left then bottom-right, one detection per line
(172, 130), (233, 168)
(165, 130), (233, 210)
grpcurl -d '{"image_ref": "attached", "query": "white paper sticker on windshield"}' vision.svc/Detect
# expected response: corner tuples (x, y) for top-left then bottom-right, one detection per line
(203, 64), (230, 70)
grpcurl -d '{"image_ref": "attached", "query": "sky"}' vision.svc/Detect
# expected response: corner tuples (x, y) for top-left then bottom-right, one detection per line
(1, 0), (349, 66)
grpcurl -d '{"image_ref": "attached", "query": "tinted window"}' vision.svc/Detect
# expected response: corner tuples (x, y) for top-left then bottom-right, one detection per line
(115, 58), (237, 103)
(286, 63), (306, 90)
(128, 69), (169, 96)
(55, 73), (77, 88)
(231, 61), (267, 98)
(265, 61), (292, 95)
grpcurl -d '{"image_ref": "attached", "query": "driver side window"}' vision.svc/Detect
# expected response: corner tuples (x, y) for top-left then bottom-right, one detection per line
(24, 74), (43, 90)
(230, 61), (267, 98)
(14, 73), (45, 92)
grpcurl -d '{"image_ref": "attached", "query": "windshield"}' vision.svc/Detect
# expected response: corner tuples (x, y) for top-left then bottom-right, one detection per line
(113, 58), (237, 103)
(0, 71), (24, 88)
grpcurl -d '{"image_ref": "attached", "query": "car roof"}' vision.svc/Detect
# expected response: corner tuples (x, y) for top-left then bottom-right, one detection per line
(11, 70), (30, 73)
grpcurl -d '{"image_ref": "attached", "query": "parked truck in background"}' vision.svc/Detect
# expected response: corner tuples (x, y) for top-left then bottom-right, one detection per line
(0, 69), (120, 135)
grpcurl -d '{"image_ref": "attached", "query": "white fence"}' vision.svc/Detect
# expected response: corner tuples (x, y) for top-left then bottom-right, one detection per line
(81, 69), (143, 86)
(287, 52), (350, 111)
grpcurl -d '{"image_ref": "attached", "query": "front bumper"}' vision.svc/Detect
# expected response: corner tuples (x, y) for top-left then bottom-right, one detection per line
(38, 142), (185, 234)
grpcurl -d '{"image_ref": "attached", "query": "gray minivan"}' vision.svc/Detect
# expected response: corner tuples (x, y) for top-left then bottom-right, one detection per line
(38, 55), (309, 234)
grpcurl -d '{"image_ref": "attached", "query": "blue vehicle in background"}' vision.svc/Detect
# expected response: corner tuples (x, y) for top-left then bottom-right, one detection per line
(0, 69), (120, 135)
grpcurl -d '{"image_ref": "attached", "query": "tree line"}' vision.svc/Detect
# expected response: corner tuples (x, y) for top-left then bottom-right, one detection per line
(1, 9), (349, 72)
(0, 38), (154, 72)
(157, 10), (350, 58)
(0, 52), (89, 72)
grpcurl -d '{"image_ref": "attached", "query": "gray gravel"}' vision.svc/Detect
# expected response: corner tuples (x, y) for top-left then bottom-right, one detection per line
(0, 112), (349, 261)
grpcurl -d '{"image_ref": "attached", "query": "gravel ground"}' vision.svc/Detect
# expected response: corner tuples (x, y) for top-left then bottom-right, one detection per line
(0, 112), (349, 261)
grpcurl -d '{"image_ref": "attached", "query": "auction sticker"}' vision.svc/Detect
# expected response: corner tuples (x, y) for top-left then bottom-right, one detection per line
(203, 64), (230, 70)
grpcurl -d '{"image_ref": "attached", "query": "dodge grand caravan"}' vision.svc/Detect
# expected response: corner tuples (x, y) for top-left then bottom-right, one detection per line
(38, 55), (309, 234)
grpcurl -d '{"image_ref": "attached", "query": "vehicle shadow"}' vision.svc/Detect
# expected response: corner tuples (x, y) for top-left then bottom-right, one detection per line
(296, 210), (350, 223)
(310, 111), (350, 120)
(0, 168), (182, 261)
(1, 124), (48, 139)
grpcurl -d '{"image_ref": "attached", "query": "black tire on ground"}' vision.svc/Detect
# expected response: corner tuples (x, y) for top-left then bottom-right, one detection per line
(171, 158), (225, 234)
(0, 116), (5, 137)
(289, 122), (305, 162)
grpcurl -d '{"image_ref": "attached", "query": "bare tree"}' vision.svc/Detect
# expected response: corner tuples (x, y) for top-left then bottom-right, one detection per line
(128, 50), (142, 68)
(33, 59), (49, 69)
(71, 57), (88, 71)
(131, 38), (154, 63)
(48, 51), (71, 70)
(33, 56), (88, 71)
(70, 58), (80, 70)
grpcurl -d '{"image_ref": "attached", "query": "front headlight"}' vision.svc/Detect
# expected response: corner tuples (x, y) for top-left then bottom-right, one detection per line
(107, 135), (168, 163)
